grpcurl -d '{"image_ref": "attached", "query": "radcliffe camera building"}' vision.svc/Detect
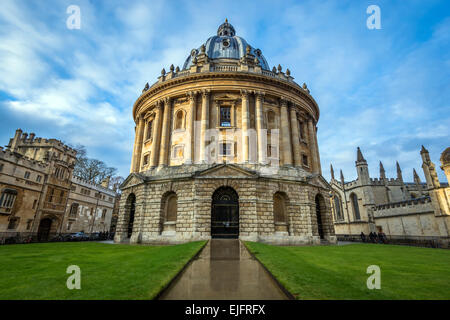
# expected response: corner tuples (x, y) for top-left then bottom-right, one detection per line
(115, 20), (336, 245)
(0, 129), (118, 242)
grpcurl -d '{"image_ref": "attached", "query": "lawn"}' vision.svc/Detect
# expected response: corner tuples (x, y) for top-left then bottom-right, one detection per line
(244, 242), (450, 300)
(0, 241), (206, 300)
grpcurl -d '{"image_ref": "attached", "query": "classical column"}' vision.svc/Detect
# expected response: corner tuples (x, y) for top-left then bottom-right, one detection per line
(280, 98), (293, 166)
(185, 91), (196, 164)
(307, 117), (319, 173)
(314, 124), (322, 175)
(159, 97), (172, 166)
(131, 114), (145, 172)
(150, 101), (162, 167)
(241, 90), (249, 162)
(289, 104), (301, 167)
(199, 90), (210, 163)
(255, 91), (265, 164)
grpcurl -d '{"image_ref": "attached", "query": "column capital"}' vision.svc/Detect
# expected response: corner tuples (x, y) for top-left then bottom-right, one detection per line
(201, 89), (211, 98)
(186, 91), (197, 102)
(164, 97), (171, 105)
(254, 90), (265, 101)
(279, 97), (288, 107)
(240, 89), (249, 99)
(155, 100), (163, 108)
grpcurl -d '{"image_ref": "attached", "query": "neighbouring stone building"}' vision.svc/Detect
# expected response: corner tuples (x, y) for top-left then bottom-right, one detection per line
(330, 146), (450, 247)
(115, 20), (336, 245)
(0, 129), (118, 242)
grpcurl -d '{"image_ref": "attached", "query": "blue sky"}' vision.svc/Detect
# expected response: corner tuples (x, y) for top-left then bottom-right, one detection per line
(0, 0), (449, 182)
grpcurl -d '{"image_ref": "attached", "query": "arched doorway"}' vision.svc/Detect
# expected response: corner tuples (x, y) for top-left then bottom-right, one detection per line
(315, 194), (325, 239)
(37, 218), (52, 241)
(126, 193), (136, 238)
(211, 187), (239, 238)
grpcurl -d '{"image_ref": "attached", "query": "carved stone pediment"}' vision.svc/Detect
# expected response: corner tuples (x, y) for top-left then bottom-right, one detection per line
(120, 173), (145, 189)
(195, 164), (257, 178)
(309, 174), (332, 190)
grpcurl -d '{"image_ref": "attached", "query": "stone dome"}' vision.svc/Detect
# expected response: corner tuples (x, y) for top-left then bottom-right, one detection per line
(182, 19), (270, 70)
(440, 147), (450, 166)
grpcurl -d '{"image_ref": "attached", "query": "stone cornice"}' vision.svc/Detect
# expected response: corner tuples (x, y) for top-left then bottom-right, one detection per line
(133, 72), (320, 123)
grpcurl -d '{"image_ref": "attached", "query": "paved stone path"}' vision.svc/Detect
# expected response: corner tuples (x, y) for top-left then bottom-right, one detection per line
(159, 239), (289, 300)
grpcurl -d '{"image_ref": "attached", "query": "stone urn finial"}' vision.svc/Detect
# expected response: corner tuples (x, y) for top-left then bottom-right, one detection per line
(175, 66), (180, 72)
(277, 64), (282, 72)
(161, 68), (166, 75)
(170, 64), (174, 72)
(246, 45), (251, 54)
(200, 44), (206, 53)
(272, 66), (277, 73)
(286, 68), (291, 76)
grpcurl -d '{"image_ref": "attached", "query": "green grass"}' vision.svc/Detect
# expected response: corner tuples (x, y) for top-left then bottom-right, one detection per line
(244, 242), (450, 300)
(0, 241), (206, 300)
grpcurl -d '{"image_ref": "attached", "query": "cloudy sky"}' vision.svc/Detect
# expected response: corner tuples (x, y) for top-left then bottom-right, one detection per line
(0, 0), (449, 182)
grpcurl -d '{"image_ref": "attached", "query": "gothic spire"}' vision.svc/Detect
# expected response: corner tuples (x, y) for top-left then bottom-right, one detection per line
(330, 163), (335, 180)
(396, 161), (403, 181)
(340, 169), (345, 185)
(413, 168), (421, 184)
(357, 147), (365, 162)
(379, 161), (386, 180)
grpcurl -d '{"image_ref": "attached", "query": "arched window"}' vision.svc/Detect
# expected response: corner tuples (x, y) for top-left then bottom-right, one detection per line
(333, 196), (343, 220)
(175, 110), (184, 130)
(69, 203), (79, 217)
(126, 193), (136, 238)
(273, 192), (287, 223)
(315, 194), (325, 239)
(165, 193), (178, 222)
(350, 193), (361, 220)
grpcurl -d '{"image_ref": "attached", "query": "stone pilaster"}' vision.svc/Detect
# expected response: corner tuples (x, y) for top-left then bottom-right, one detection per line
(289, 104), (301, 167)
(255, 91), (266, 164)
(185, 91), (197, 164)
(199, 90), (210, 163)
(307, 117), (319, 173)
(241, 90), (249, 162)
(314, 124), (322, 175)
(150, 101), (162, 167)
(280, 98), (293, 166)
(159, 97), (172, 166)
(131, 114), (145, 172)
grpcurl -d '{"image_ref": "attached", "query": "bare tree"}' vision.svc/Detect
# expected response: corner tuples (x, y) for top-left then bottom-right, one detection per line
(71, 144), (118, 185)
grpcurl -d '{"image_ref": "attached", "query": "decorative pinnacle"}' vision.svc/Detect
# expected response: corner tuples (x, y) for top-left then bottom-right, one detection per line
(356, 147), (366, 162)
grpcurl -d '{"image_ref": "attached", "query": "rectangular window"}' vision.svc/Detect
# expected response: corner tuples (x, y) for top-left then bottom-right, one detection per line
(24, 171), (30, 179)
(7, 217), (19, 230)
(48, 188), (54, 203)
(302, 154), (308, 166)
(0, 190), (17, 208)
(146, 120), (153, 140)
(32, 199), (37, 209)
(36, 175), (42, 182)
(220, 106), (231, 127)
(67, 221), (73, 231)
(0, 163), (4, 172)
(26, 219), (33, 230)
(219, 142), (232, 156)
(143, 154), (149, 165)
(59, 190), (65, 204)
(102, 209), (107, 219)
(298, 120), (304, 140)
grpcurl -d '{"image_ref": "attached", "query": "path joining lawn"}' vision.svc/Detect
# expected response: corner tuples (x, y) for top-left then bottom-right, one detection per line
(0, 241), (206, 300)
(244, 242), (450, 300)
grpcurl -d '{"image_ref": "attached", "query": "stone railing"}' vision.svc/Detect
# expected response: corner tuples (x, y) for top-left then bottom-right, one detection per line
(211, 65), (239, 72)
(373, 196), (433, 218)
